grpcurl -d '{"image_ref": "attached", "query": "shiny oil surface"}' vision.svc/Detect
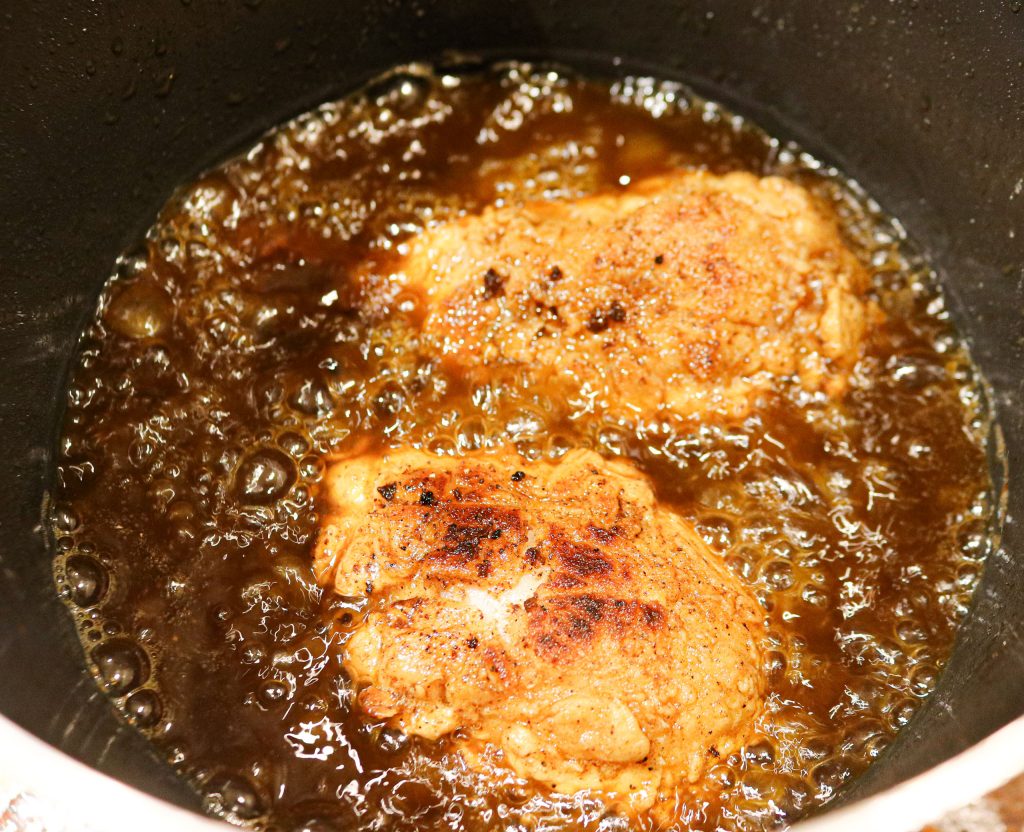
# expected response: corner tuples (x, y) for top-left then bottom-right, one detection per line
(51, 62), (995, 832)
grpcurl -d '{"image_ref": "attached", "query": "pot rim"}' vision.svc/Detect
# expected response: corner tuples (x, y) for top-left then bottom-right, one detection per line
(1, 710), (1022, 831)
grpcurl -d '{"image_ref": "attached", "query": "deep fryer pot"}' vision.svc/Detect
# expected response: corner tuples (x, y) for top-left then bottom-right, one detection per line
(0, 1), (1021, 828)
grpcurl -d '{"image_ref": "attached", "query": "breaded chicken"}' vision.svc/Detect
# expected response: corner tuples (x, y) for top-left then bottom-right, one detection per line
(369, 170), (874, 421)
(314, 447), (765, 811)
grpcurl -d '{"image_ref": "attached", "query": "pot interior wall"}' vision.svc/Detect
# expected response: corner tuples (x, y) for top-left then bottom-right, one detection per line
(0, 0), (1021, 817)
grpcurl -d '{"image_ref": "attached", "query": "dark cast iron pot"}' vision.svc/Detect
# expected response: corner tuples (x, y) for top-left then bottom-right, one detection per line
(0, 1), (1021, 829)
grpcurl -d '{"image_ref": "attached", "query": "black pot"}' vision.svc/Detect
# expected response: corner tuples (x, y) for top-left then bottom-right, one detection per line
(0, 1), (1021, 829)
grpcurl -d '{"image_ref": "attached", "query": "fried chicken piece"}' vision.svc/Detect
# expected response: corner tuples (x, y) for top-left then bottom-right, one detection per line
(314, 447), (766, 812)
(369, 170), (874, 421)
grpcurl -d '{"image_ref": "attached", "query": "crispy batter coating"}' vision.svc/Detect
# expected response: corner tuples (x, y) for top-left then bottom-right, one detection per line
(374, 170), (874, 421)
(314, 448), (766, 811)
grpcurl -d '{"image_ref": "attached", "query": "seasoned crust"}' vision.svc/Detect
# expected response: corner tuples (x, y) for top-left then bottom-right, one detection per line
(361, 170), (878, 422)
(314, 447), (766, 812)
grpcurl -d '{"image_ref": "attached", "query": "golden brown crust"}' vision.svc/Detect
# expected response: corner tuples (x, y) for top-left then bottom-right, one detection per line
(365, 170), (876, 422)
(315, 447), (766, 812)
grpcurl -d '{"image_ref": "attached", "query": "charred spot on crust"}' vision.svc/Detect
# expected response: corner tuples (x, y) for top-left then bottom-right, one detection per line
(511, 470), (525, 482)
(568, 615), (593, 640)
(571, 595), (605, 621)
(419, 490), (436, 506)
(482, 267), (506, 299)
(533, 631), (559, 658)
(476, 559), (493, 578)
(532, 303), (561, 320)
(586, 524), (623, 544)
(654, 254), (665, 265)
(377, 482), (397, 501)
(708, 745), (721, 758)
(548, 265), (563, 281)
(466, 636), (479, 650)
(642, 604), (665, 629)
(524, 546), (542, 566)
(586, 300), (627, 333)
(440, 522), (487, 562)
(549, 533), (613, 584)
(429, 505), (522, 567)
(527, 595), (666, 662)
(444, 520), (482, 546)
(587, 310), (609, 334)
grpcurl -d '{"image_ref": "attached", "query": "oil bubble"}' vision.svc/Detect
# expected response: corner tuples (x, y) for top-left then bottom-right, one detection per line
(799, 738), (832, 763)
(256, 380), (284, 410)
(846, 720), (885, 752)
(762, 560), (794, 591)
(801, 583), (829, 608)
(428, 436), (457, 456)
(725, 553), (754, 581)
(863, 734), (891, 759)
(505, 408), (546, 440)
(373, 381), (406, 417)
(126, 689), (163, 728)
(278, 431), (310, 457)
(706, 764), (735, 789)
(376, 727), (409, 753)
(367, 70), (432, 115)
(887, 354), (942, 391)
(52, 503), (79, 532)
(910, 664), (938, 695)
(812, 759), (852, 796)
(209, 603), (233, 631)
(895, 619), (928, 644)
(956, 519), (990, 560)
(291, 379), (333, 416)
(299, 455), (325, 481)
(235, 449), (296, 504)
(956, 562), (980, 588)
(64, 555), (109, 607)
(743, 740), (775, 766)
(764, 651), (787, 679)
(257, 680), (289, 708)
(92, 639), (150, 695)
(204, 772), (265, 821)
(546, 434), (574, 458)
(887, 697), (918, 729)
(296, 695), (329, 717)
(106, 282), (174, 339)
(241, 644), (267, 665)
(456, 416), (488, 451)
(694, 515), (734, 551)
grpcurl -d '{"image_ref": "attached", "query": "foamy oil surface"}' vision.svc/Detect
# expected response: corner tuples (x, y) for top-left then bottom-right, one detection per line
(51, 62), (995, 832)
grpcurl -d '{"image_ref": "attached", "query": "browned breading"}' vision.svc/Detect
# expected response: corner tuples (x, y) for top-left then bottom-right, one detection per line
(314, 447), (766, 812)
(367, 170), (875, 421)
